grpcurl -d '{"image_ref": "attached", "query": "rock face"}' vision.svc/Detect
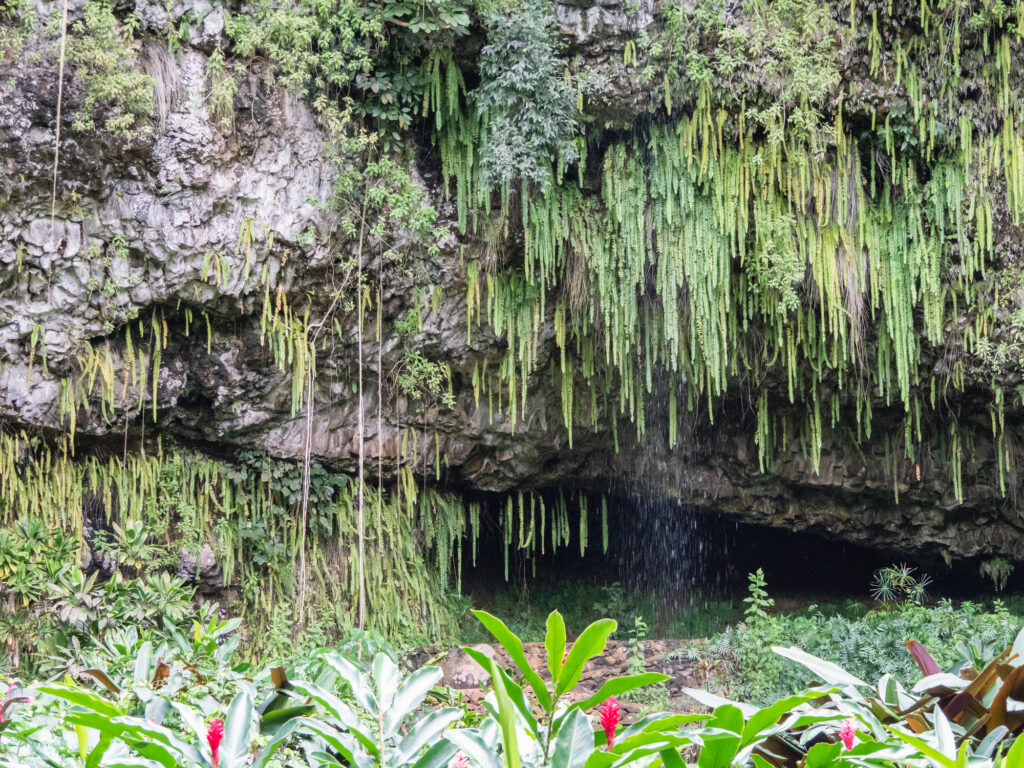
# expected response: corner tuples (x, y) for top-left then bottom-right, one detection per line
(439, 644), (496, 689)
(2, 0), (1024, 573)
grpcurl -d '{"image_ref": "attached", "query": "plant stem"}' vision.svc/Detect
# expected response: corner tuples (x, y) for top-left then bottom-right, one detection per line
(50, 0), (68, 227)
(356, 172), (370, 631)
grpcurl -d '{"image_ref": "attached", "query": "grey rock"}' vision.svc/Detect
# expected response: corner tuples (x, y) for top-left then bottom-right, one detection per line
(176, 544), (223, 589)
(440, 645), (496, 689)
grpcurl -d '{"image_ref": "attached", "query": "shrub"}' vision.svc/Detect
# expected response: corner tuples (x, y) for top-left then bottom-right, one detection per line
(475, 0), (579, 190)
(725, 575), (1022, 704)
(0, 516), (196, 676)
(66, 2), (154, 138)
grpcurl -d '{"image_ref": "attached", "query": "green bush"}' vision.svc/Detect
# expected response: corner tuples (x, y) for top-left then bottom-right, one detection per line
(66, 2), (154, 138)
(0, 516), (195, 677)
(475, 0), (579, 190)
(724, 579), (1023, 704)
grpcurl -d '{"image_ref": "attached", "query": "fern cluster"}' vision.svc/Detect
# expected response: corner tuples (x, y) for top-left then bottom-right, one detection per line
(437, 1), (1024, 504)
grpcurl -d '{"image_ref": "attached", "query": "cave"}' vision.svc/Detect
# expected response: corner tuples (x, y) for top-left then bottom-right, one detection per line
(459, 491), (1015, 637)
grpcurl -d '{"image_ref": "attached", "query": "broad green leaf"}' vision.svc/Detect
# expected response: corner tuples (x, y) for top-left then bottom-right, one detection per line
(957, 740), (971, 767)
(254, 717), (303, 768)
(119, 735), (188, 768)
(740, 693), (820, 746)
(582, 752), (616, 768)
(291, 680), (378, 757)
(1009, 626), (1024, 667)
(552, 709), (594, 768)
(260, 704), (316, 732)
(976, 726), (1009, 758)
(771, 647), (869, 688)
(696, 706), (744, 768)
(221, 690), (255, 767)
(212, 617), (243, 639)
(116, 716), (202, 762)
(134, 642), (153, 683)
(299, 719), (374, 768)
(932, 706), (955, 760)
(76, 722), (90, 763)
(85, 733), (117, 768)
(64, 710), (129, 737)
(472, 610), (552, 711)
(912, 673), (968, 694)
(877, 674), (901, 709)
(322, 652), (378, 714)
(310, 752), (346, 767)
(546, 611), (567, 683)
(576, 674), (670, 713)
(412, 737), (459, 768)
(288, 680), (362, 731)
(373, 653), (402, 715)
(386, 665), (444, 737)
(659, 747), (687, 768)
(1004, 728), (1024, 763)
(65, 712), (200, 767)
(447, 729), (503, 768)
(464, 649), (538, 737)
(886, 727), (957, 768)
(612, 732), (697, 758)
(489, 656), (522, 768)
(803, 742), (841, 768)
(618, 713), (709, 741)
(37, 684), (125, 718)
(395, 708), (462, 763)
(557, 619), (616, 698)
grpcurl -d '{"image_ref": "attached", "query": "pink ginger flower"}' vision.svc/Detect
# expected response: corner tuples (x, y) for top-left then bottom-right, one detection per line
(839, 719), (856, 750)
(563, 645), (569, 664)
(207, 718), (224, 768)
(450, 752), (470, 768)
(599, 697), (620, 750)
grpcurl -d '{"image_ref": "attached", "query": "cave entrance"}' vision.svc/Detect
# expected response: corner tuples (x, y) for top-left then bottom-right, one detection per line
(457, 491), (1009, 640)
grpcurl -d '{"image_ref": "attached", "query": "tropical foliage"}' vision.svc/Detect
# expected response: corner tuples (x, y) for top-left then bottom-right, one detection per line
(4, 607), (1024, 767)
(716, 573), (1023, 705)
(0, 516), (194, 676)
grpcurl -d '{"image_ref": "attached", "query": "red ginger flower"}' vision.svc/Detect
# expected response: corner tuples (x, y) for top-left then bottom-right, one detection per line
(839, 719), (856, 750)
(599, 697), (620, 750)
(207, 717), (224, 768)
(450, 752), (470, 768)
